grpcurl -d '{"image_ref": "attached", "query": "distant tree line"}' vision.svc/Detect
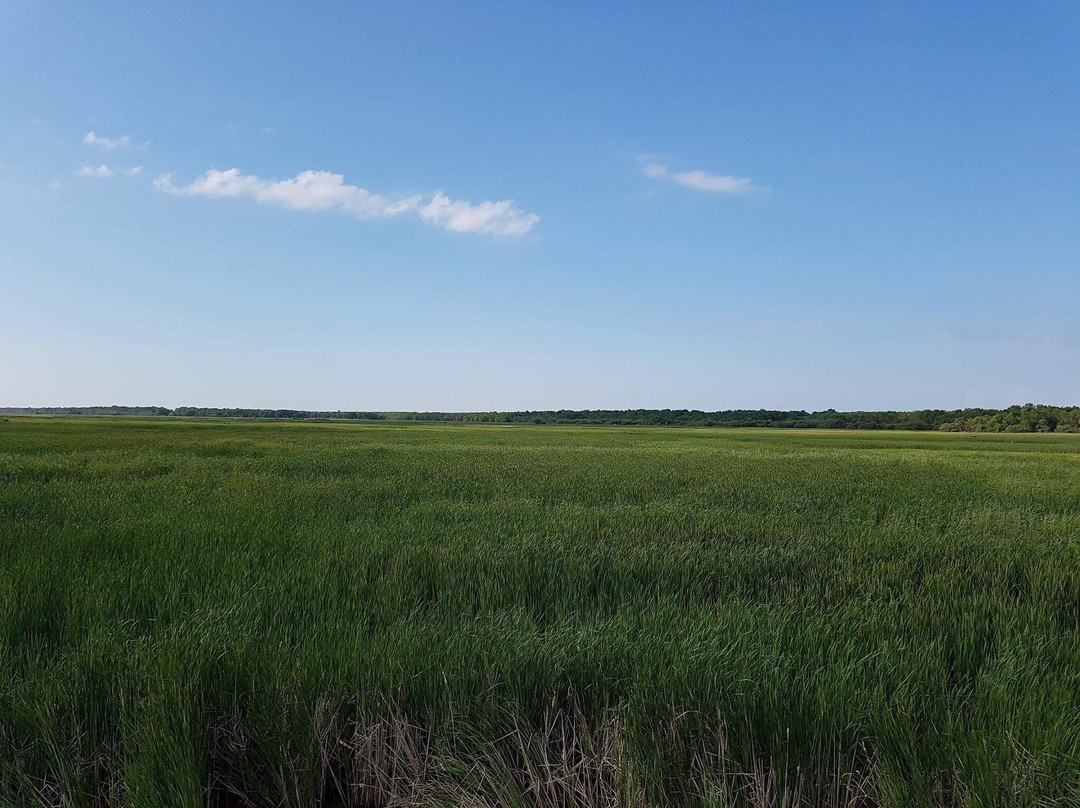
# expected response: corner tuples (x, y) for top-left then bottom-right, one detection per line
(3, 403), (1079, 432)
(938, 404), (1080, 433)
(0, 406), (174, 416)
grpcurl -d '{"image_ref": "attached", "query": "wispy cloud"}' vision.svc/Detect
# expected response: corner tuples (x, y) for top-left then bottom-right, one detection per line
(641, 159), (759, 194)
(155, 168), (539, 237)
(418, 192), (538, 236)
(75, 164), (144, 178)
(83, 131), (131, 150)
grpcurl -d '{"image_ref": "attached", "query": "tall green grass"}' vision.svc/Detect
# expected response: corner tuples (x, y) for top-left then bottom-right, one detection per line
(2, 418), (1079, 807)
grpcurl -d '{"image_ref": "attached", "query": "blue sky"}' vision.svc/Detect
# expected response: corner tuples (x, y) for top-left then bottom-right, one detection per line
(2, 2), (1078, 410)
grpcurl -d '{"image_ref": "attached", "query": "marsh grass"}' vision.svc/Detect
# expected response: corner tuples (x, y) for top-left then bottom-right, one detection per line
(1, 418), (1079, 807)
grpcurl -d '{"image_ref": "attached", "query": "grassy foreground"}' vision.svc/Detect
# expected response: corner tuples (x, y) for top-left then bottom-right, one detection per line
(2, 418), (1079, 807)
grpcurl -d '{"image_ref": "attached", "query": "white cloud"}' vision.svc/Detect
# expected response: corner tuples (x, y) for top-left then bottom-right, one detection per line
(83, 131), (131, 150)
(76, 164), (113, 178)
(419, 192), (539, 236)
(156, 168), (539, 237)
(75, 164), (143, 178)
(642, 160), (759, 194)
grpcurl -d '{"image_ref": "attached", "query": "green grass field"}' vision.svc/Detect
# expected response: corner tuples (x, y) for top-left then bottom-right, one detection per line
(2, 418), (1079, 807)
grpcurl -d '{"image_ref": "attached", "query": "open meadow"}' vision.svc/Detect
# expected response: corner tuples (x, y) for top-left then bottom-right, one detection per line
(2, 417), (1079, 808)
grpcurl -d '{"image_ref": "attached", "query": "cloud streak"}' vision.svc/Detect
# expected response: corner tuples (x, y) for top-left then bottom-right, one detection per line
(83, 131), (131, 150)
(75, 164), (143, 178)
(155, 168), (539, 237)
(642, 161), (759, 194)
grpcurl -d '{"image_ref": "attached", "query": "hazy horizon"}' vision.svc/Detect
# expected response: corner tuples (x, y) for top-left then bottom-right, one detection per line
(3, 402), (1075, 415)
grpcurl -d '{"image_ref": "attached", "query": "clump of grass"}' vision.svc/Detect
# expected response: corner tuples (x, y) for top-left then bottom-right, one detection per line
(2, 418), (1079, 806)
